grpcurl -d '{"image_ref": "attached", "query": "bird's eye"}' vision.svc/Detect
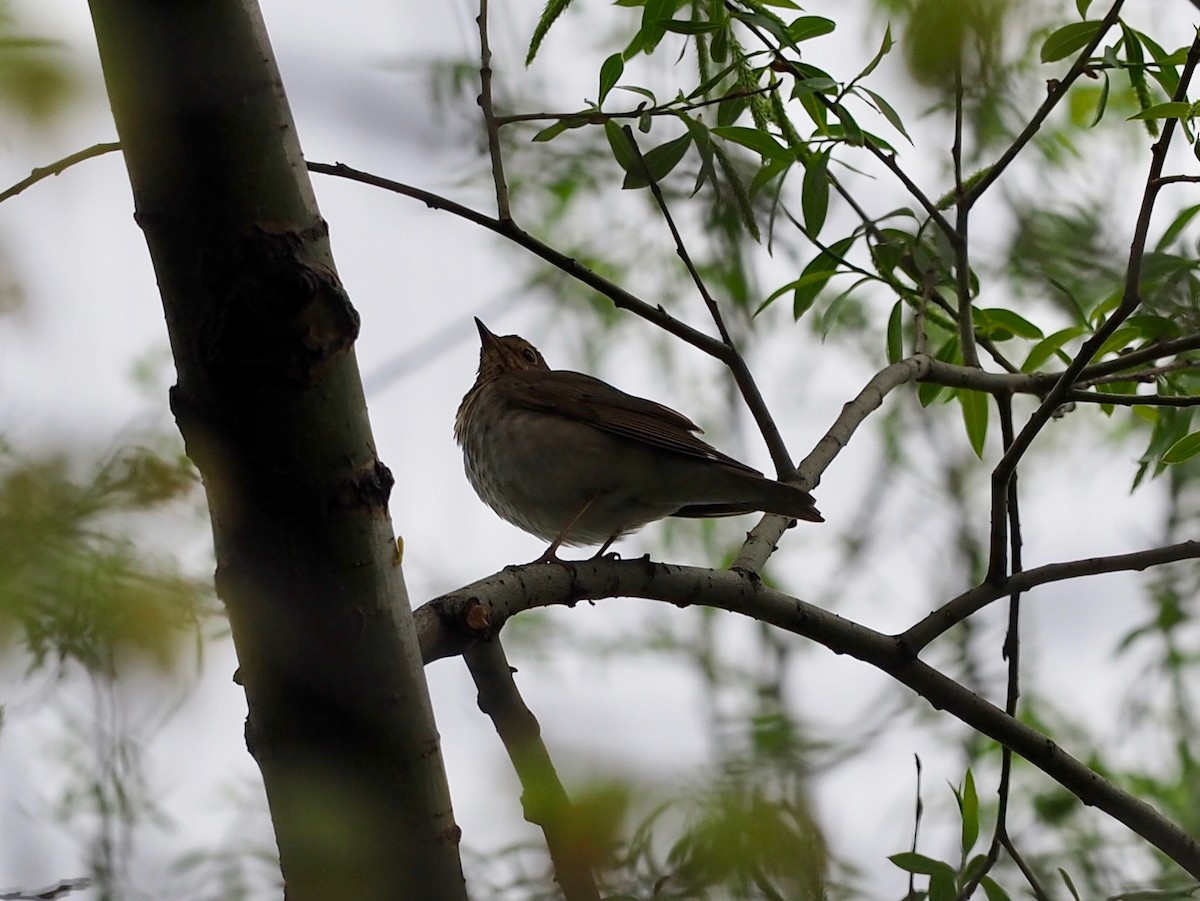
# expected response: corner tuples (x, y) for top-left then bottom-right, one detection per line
(521, 348), (538, 364)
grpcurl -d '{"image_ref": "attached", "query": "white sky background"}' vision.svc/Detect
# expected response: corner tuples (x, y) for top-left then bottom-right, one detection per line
(0, 0), (1191, 898)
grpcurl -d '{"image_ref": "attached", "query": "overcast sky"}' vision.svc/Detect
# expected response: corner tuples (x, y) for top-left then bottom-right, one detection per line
(0, 1), (1189, 897)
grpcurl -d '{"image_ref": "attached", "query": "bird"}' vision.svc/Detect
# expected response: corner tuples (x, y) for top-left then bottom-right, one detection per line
(455, 318), (823, 560)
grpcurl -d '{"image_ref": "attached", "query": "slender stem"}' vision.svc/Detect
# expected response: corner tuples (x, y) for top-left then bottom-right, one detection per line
(495, 82), (781, 126)
(984, 33), (1200, 584)
(0, 141), (121, 204)
(732, 356), (931, 572)
(308, 162), (732, 361)
(955, 397), (1029, 901)
(952, 68), (980, 369)
(477, 0), (511, 221)
(964, 0), (1128, 208)
(622, 125), (796, 478)
(464, 639), (601, 901)
(903, 539), (1200, 652)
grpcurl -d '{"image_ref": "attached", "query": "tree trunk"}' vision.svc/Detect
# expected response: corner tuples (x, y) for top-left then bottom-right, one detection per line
(86, 2), (467, 897)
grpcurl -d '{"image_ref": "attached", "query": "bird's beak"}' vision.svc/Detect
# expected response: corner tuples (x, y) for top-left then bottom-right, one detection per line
(474, 317), (500, 350)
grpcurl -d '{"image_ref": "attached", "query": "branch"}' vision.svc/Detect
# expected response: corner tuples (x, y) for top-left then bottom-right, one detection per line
(731, 356), (932, 572)
(495, 83), (782, 127)
(622, 125), (796, 480)
(985, 32), (1200, 583)
(953, 68), (980, 369)
(308, 162), (731, 361)
(1068, 390), (1200, 408)
(476, 0), (511, 220)
(464, 639), (601, 901)
(0, 142), (121, 204)
(903, 540), (1200, 652)
(1078, 332), (1200, 381)
(964, 0), (1128, 207)
(414, 559), (1200, 876)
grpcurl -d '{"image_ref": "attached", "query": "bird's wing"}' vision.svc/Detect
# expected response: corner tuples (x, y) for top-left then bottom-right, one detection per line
(500, 369), (761, 474)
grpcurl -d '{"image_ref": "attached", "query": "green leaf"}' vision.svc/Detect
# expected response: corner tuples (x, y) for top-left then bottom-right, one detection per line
(680, 113), (716, 194)
(801, 150), (830, 235)
(711, 125), (792, 160)
(638, 0), (677, 55)
(787, 15), (835, 43)
(929, 865), (956, 901)
(1059, 868), (1082, 901)
(616, 85), (657, 103)
(861, 87), (912, 143)
(716, 92), (747, 127)
(819, 279), (868, 338)
(1162, 430), (1200, 464)
(980, 876), (1012, 901)
(527, 0), (574, 65)
(532, 120), (571, 142)
(919, 337), (961, 406)
(1096, 325), (1141, 359)
(959, 390), (989, 458)
(858, 25), (894, 80)
(1075, 0), (1094, 14)
(1128, 101), (1193, 121)
(755, 277), (803, 317)
(973, 307), (1044, 341)
(888, 851), (944, 875)
(604, 120), (639, 176)
(658, 19), (722, 34)
(621, 133), (692, 188)
(1156, 202), (1200, 251)
(1040, 20), (1102, 63)
(886, 300), (904, 363)
(1021, 326), (1087, 372)
(792, 236), (855, 319)
(598, 54), (624, 106)
(959, 769), (980, 854)
(747, 154), (791, 199)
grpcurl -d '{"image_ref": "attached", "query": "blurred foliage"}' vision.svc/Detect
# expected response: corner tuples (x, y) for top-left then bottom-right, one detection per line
(0, 440), (210, 673)
(0, 1), (78, 126)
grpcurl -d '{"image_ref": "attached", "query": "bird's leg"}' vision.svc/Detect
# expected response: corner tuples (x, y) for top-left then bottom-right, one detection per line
(533, 496), (597, 564)
(591, 531), (622, 559)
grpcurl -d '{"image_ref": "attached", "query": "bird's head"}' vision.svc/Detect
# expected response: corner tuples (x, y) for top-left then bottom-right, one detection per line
(474, 317), (549, 381)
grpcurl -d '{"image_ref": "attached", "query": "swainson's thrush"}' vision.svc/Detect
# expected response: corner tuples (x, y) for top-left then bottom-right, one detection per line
(455, 319), (822, 558)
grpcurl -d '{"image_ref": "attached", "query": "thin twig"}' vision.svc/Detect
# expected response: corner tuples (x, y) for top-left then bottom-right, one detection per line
(308, 162), (731, 360)
(1078, 332), (1200, 380)
(1068, 390), (1200, 407)
(477, 0), (511, 221)
(985, 32), (1200, 584)
(0, 141), (121, 204)
(964, 0), (1128, 208)
(1154, 174), (1200, 187)
(1081, 359), (1200, 386)
(495, 82), (782, 126)
(956, 396), (1026, 901)
(953, 68), (980, 369)
(732, 356), (931, 572)
(464, 639), (601, 901)
(621, 125), (796, 479)
(902, 539), (1200, 652)
(1001, 834), (1053, 900)
(908, 756), (924, 900)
